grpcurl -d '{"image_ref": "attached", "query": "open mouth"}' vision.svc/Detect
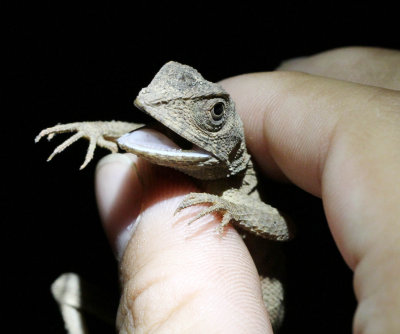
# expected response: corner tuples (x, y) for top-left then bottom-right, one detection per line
(117, 121), (212, 162)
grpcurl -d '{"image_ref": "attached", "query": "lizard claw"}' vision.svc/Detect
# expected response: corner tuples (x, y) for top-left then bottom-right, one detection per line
(176, 192), (234, 234)
(36, 122), (120, 169)
(35, 123), (82, 143)
(47, 132), (84, 161)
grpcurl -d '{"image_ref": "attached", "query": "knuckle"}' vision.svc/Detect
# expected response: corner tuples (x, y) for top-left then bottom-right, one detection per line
(117, 269), (201, 333)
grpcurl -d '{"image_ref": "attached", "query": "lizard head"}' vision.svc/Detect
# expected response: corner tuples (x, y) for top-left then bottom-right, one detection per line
(118, 61), (250, 180)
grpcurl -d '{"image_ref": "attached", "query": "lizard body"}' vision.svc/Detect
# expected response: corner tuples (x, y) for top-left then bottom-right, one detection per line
(36, 61), (292, 330)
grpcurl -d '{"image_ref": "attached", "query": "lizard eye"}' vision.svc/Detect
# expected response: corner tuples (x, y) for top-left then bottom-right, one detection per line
(195, 99), (227, 132)
(211, 102), (225, 121)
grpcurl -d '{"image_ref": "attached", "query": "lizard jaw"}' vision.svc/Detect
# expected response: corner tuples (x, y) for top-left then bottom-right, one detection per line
(117, 128), (213, 163)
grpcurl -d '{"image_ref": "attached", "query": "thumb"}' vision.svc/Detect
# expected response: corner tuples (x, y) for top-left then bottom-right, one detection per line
(95, 153), (272, 333)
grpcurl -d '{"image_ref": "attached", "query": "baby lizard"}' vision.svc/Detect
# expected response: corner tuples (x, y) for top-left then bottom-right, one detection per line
(36, 61), (292, 331)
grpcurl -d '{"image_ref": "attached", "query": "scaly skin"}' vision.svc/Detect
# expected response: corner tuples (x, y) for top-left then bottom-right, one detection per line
(36, 61), (293, 330)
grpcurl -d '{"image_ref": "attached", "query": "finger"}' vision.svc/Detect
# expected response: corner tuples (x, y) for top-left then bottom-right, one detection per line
(220, 71), (400, 196)
(278, 47), (400, 90)
(221, 72), (400, 333)
(95, 154), (272, 333)
(95, 153), (144, 257)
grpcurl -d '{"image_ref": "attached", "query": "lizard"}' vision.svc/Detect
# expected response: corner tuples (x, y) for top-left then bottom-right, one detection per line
(36, 61), (293, 331)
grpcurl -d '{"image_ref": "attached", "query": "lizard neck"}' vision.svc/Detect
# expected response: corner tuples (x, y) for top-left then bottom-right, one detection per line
(181, 142), (251, 181)
(199, 156), (257, 196)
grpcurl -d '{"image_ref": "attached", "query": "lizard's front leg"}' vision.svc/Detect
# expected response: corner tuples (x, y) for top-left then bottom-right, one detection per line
(176, 189), (292, 241)
(35, 121), (144, 169)
(176, 190), (291, 329)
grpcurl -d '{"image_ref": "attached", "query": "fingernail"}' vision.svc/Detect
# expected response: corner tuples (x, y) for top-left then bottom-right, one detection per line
(115, 213), (141, 261)
(95, 153), (143, 260)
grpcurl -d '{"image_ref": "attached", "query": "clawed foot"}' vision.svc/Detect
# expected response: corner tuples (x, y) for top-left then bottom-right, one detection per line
(36, 121), (141, 169)
(176, 192), (235, 234)
(35, 122), (118, 169)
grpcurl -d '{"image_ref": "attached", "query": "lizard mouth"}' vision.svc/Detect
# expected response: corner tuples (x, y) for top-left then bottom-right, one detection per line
(117, 122), (212, 163)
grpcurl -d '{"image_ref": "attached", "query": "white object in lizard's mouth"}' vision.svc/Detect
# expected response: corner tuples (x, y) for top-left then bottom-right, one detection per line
(117, 128), (212, 162)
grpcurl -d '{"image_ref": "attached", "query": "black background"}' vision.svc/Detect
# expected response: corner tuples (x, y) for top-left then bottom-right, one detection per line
(5, 1), (399, 333)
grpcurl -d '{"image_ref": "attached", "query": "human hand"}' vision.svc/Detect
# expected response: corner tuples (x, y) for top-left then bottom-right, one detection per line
(95, 47), (400, 333)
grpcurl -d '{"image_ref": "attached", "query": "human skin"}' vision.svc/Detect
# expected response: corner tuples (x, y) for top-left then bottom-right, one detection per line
(95, 47), (400, 334)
